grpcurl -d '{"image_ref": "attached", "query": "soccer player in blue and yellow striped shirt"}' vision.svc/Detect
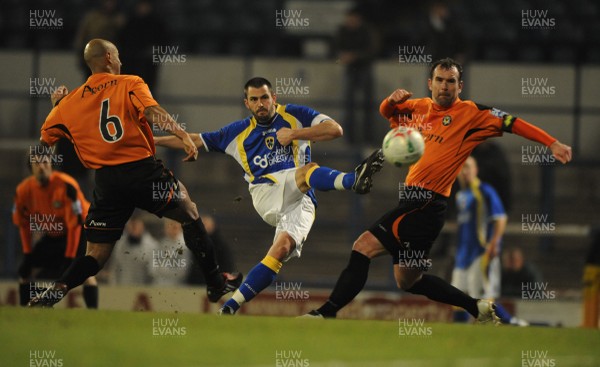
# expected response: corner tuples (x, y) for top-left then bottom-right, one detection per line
(155, 77), (384, 313)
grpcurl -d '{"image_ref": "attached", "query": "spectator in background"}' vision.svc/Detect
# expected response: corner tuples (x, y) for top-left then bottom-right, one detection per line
(336, 7), (380, 146)
(501, 247), (543, 297)
(424, 1), (468, 65)
(73, 0), (125, 79)
(149, 219), (193, 286)
(447, 141), (512, 223)
(104, 216), (157, 285)
(451, 156), (527, 325)
(187, 215), (236, 285)
(452, 157), (506, 303)
(118, 0), (168, 93)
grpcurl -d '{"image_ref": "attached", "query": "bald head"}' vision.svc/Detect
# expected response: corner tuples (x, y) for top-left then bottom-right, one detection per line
(83, 39), (121, 75)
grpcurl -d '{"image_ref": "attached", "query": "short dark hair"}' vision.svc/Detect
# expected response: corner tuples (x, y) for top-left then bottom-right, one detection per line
(244, 77), (272, 97)
(430, 57), (463, 81)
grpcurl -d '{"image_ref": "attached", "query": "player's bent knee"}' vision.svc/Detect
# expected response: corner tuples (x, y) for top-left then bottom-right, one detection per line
(84, 277), (98, 286)
(85, 243), (114, 269)
(397, 273), (422, 291)
(269, 246), (290, 261)
(296, 163), (319, 192)
(296, 162), (317, 177)
(165, 200), (200, 224)
(183, 201), (199, 222)
(396, 277), (416, 290)
(352, 239), (369, 255)
(351, 232), (381, 259)
(303, 162), (318, 170)
(269, 233), (296, 261)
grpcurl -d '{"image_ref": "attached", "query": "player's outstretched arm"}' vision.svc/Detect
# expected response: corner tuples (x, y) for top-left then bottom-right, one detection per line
(154, 134), (204, 162)
(276, 119), (343, 146)
(510, 119), (572, 164)
(144, 105), (198, 161)
(154, 134), (202, 149)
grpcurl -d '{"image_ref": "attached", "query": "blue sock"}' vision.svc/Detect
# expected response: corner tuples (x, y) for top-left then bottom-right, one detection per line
(494, 303), (513, 324)
(307, 166), (354, 191)
(223, 257), (280, 312)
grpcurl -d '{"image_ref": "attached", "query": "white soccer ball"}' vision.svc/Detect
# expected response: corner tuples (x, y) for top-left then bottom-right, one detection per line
(382, 126), (425, 167)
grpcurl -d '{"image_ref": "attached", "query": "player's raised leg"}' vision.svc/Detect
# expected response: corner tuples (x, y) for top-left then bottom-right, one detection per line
(304, 149), (385, 194)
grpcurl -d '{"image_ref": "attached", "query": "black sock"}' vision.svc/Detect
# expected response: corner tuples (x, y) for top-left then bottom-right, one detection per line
(317, 251), (370, 317)
(19, 283), (30, 306)
(83, 285), (98, 309)
(406, 274), (478, 317)
(57, 256), (100, 291)
(182, 219), (224, 289)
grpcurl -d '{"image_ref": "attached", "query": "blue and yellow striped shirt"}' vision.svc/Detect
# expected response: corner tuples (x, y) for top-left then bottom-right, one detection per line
(199, 103), (332, 204)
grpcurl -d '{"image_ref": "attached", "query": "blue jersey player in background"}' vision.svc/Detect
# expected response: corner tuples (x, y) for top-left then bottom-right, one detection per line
(452, 156), (528, 325)
(155, 77), (384, 314)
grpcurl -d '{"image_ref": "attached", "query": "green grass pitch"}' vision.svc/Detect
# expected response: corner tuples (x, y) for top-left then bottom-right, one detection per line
(1, 306), (599, 367)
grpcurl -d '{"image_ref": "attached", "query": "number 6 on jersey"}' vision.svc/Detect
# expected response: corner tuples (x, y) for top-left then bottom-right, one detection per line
(99, 99), (123, 142)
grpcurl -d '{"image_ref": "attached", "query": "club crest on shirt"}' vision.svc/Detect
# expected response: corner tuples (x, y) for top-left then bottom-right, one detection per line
(442, 115), (452, 126)
(265, 136), (275, 150)
(52, 201), (62, 208)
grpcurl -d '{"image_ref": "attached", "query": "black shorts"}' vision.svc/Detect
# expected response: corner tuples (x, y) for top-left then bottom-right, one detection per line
(30, 234), (86, 278)
(85, 157), (181, 243)
(369, 187), (448, 265)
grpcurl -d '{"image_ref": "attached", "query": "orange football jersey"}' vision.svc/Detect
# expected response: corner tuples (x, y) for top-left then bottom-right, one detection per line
(380, 97), (554, 197)
(13, 171), (90, 258)
(41, 73), (158, 169)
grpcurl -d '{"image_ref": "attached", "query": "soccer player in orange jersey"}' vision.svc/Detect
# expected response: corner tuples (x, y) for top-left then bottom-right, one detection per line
(13, 149), (98, 307)
(29, 39), (241, 307)
(304, 58), (572, 322)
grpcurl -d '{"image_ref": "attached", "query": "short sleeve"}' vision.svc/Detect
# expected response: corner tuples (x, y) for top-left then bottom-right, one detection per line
(128, 77), (159, 114)
(284, 104), (322, 128)
(40, 107), (67, 145)
(201, 119), (249, 153)
(483, 184), (506, 219)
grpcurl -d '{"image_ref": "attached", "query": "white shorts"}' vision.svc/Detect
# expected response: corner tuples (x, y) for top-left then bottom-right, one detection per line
(249, 168), (316, 261)
(451, 255), (501, 299)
